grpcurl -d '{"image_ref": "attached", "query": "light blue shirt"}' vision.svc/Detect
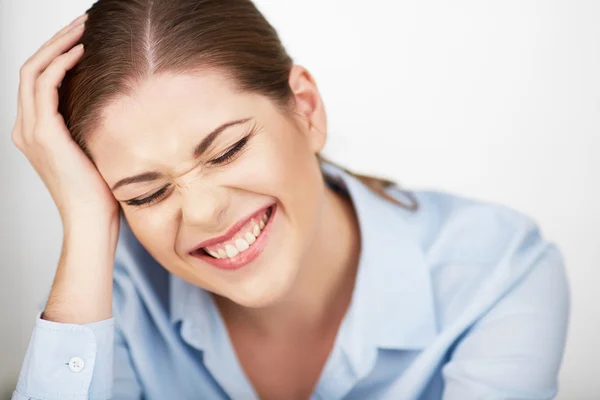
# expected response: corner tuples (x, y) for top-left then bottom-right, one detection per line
(13, 161), (570, 400)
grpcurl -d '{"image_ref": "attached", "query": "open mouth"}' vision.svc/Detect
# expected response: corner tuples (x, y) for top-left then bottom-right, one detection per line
(195, 205), (274, 260)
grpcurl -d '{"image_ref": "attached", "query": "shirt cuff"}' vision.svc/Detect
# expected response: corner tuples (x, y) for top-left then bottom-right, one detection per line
(15, 312), (115, 400)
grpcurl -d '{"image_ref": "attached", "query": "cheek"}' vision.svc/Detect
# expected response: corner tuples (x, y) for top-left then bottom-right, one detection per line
(238, 126), (324, 243)
(258, 118), (318, 180)
(232, 125), (321, 211)
(124, 209), (179, 264)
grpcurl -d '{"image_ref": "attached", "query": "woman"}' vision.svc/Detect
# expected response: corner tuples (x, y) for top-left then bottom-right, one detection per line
(11, 0), (569, 399)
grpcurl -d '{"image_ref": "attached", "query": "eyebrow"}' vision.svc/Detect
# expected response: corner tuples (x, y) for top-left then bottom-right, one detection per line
(111, 117), (252, 191)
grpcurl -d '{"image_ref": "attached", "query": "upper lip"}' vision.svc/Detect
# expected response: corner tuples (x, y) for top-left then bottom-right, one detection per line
(188, 203), (274, 254)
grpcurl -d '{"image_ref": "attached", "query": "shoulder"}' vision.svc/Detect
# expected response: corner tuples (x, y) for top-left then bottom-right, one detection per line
(399, 188), (550, 267)
(400, 192), (571, 396)
(388, 187), (568, 326)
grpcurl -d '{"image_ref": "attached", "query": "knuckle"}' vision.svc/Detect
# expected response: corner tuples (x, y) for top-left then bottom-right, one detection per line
(11, 130), (24, 149)
(36, 60), (63, 92)
(19, 63), (32, 79)
(35, 75), (50, 92)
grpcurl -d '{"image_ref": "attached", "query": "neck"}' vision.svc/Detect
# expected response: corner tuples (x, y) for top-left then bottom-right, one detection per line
(216, 180), (361, 337)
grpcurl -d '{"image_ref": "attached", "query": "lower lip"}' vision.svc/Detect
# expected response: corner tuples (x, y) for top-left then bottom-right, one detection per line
(191, 204), (277, 271)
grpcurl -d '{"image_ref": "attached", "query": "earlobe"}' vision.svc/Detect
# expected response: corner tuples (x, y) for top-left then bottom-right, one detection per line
(288, 65), (327, 153)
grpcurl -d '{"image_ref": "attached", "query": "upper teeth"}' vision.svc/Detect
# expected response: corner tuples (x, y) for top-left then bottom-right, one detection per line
(244, 232), (256, 244)
(204, 210), (270, 259)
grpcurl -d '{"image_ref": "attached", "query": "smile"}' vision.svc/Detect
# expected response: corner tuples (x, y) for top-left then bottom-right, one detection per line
(189, 204), (276, 270)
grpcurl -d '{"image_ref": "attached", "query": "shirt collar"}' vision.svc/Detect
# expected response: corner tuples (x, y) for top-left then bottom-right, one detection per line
(169, 160), (438, 359)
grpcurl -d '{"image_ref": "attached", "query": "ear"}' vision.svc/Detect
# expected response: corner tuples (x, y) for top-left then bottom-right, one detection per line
(288, 65), (327, 153)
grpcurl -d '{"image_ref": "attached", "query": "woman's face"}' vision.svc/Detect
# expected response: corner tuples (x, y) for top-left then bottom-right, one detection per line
(88, 68), (328, 307)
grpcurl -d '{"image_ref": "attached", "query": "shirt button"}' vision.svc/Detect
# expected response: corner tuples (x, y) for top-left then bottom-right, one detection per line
(68, 357), (85, 372)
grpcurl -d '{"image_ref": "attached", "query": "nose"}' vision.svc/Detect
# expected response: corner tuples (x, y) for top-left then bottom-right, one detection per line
(178, 179), (229, 230)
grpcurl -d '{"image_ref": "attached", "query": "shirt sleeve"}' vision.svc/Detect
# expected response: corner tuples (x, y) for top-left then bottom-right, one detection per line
(441, 244), (571, 399)
(11, 312), (141, 400)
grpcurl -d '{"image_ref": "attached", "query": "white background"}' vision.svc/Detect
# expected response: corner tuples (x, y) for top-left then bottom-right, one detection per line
(1, 1), (598, 398)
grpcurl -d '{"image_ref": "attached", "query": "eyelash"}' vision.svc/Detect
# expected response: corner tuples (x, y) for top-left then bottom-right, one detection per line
(125, 134), (252, 207)
(125, 185), (169, 207)
(209, 135), (249, 166)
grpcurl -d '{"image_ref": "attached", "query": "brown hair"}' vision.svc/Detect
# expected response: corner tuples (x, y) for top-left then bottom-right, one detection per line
(58, 0), (418, 211)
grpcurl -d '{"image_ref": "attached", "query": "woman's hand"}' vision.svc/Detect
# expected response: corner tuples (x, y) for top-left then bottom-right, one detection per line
(12, 13), (118, 226)
(12, 14), (119, 324)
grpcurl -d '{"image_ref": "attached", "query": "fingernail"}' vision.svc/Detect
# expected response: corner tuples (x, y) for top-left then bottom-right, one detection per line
(70, 22), (86, 32)
(69, 43), (84, 53)
(70, 13), (88, 27)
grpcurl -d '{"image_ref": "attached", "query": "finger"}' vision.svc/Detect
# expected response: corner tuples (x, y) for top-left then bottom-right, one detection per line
(20, 23), (85, 124)
(15, 81), (31, 135)
(33, 44), (84, 132)
(16, 85), (34, 144)
(44, 14), (88, 48)
(12, 95), (24, 149)
(23, 22), (85, 79)
(15, 89), (23, 126)
(19, 13), (86, 118)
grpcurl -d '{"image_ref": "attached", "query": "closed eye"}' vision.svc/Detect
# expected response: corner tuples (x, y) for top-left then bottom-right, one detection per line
(125, 185), (170, 207)
(209, 135), (249, 166)
(123, 138), (248, 208)
(124, 127), (257, 207)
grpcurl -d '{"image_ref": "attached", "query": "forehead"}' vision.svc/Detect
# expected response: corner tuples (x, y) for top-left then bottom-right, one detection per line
(88, 72), (268, 174)
(95, 73), (243, 146)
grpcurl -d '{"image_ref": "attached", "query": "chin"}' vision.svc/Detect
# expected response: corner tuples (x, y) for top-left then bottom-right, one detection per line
(223, 266), (299, 309)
